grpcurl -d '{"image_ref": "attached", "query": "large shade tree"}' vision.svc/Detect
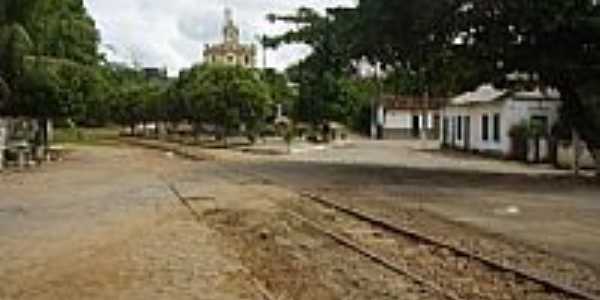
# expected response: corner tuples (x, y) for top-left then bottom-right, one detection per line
(266, 8), (374, 128)
(0, 0), (36, 105)
(1, 0), (102, 126)
(313, 0), (600, 175)
(174, 64), (272, 144)
(444, 0), (600, 175)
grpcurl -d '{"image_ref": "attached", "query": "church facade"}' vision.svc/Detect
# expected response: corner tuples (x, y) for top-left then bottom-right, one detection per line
(203, 9), (257, 68)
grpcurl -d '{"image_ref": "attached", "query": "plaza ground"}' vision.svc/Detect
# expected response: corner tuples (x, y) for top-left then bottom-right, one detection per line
(0, 139), (598, 299)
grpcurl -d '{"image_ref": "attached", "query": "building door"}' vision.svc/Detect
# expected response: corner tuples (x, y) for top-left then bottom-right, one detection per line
(530, 115), (549, 162)
(412, 115), (420, 138)
(433, 114), (441, 139)
(464, 116), (471, 151)
(442, 117), (449, 146)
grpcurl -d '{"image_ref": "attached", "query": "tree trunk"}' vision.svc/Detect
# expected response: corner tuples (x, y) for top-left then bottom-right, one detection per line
(592, 148), (600, 180)
(36, 118), (49, 162)
(193, 122), (199, 144)
(142, 121), (148, 137)
(573, 129), (581, 177)
(558, 85), (600, 178)
(130, 124), (135, 136)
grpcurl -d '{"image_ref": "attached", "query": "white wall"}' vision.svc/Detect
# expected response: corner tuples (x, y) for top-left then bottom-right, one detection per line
(384, 110), (436, 130)
(0, 119), (7, 171)
(441, 98), (561, 156)
(384, 110), (412, 129)
(556, 143), (596, 169)
(442, 104), (504, 151)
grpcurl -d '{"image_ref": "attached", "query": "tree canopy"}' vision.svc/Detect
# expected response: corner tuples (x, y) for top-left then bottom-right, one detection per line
(266, 8), (374, 128)
(0, 0), (102, 121)
(268, 1), (600, 170)
(172, 64), (272, 140)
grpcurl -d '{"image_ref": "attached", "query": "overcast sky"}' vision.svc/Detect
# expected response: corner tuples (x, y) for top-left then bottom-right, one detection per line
(83, 0), (355, 76)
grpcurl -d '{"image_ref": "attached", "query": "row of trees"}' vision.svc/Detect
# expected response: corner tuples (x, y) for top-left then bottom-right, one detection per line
(1, 0), (103, 146)
(1, 0), (284, 149)
(0, 0), (371, 149)
(85, 64), (280, 144)
(267, 0), (600, 175)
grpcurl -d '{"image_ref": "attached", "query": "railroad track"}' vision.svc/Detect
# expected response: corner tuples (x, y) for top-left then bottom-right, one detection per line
(162, 173), (461, 300)
(129, 138), (600, 300)
(294, 191), (600, 300)
(207, 164), (599, 299)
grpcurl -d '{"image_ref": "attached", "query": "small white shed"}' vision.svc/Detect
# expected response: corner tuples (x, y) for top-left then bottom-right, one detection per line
(377, 95), (446, 140)
(441, 85), (561, 158)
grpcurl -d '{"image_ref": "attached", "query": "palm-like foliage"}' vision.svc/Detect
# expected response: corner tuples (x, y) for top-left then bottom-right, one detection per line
(0, 0), (101, 118)
(0, 0), (36, 114)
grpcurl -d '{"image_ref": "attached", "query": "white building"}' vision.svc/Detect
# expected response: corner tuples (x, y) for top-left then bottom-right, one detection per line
(0, 119), (6, 171)
(441, 84), (561, 158)
(377, 95), (445, 139)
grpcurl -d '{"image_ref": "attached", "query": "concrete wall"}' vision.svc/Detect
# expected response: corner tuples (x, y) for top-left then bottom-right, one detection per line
(442, 101), (506, 153)
(556, 143), (597, 169)
(441, 98), (561, 157)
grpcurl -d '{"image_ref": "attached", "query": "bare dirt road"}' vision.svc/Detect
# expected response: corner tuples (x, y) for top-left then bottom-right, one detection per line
(0, 145), (263, 299)
(0, 144), (436, 299)
(252, 140), (600, 269)
(1, 140), (599, 299)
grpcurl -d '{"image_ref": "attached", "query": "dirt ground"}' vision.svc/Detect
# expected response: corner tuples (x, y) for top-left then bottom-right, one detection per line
(1, 139), (599, 299)
(246, 140), (600, 269)
(0, 144), (438, 299)
(0, 145), (264, 299)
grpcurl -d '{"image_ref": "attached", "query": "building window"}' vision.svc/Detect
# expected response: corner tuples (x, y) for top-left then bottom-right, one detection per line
(452, 116), (457, 141)
(457, 116), (463, 140)
(482, 114), (489, 141)
(493, 113), (501, 142)
(244, 55), (250, 66)
(227, 55), (235, 64)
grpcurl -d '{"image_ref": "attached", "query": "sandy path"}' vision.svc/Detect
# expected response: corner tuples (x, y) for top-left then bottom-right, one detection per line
(0, 145), (258, 299)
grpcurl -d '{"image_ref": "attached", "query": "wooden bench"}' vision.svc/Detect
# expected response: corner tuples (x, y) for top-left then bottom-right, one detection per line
(47, 145), (66, 161)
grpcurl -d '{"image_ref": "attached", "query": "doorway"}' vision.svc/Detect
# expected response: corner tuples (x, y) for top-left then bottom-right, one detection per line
(464, 116), (471, 151)
(412, 115), (420, 138)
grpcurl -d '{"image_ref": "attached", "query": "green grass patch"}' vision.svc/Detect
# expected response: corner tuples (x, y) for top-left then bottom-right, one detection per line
(53, 127), (120, 145)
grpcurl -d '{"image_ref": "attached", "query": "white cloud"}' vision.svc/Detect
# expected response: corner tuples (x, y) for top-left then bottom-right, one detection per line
(84, 0), (355, 76)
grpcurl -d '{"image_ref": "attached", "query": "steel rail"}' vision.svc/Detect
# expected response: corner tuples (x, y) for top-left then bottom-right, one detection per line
(126, 138), (600, 300)
(300, 191), (600, 300)
(287, 210), (464, 300)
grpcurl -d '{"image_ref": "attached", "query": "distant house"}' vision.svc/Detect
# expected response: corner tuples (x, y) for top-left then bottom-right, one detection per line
(376, 95), (446, 140)
(440, 84), (561, 158)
